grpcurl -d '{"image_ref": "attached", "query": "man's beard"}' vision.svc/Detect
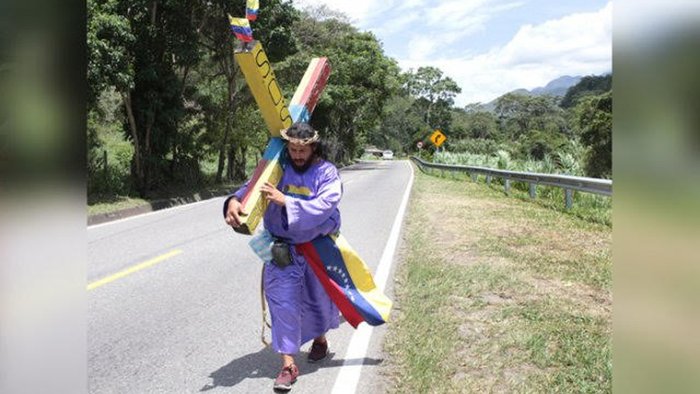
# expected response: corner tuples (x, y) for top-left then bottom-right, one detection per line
(291, 156), (314, 173)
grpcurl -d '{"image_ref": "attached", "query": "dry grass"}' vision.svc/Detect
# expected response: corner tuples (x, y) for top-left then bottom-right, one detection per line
(384, 165), (611, 393)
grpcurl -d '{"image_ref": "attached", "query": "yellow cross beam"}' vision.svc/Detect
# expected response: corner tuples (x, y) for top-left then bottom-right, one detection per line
(232, 41), (331, 234)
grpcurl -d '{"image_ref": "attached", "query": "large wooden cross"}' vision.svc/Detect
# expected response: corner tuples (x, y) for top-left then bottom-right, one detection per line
(232, 41), (331, 234)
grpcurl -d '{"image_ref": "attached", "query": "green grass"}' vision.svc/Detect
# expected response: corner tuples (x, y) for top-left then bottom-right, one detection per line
(384, 165), (611, 393)
(87, 180), (237, 216)
(420, 165), (612, 226)
(393, 259), (463, 391)
(87, 148), (251, 216)
(503, 299), (611, 393)
(88, 196), (149, 216)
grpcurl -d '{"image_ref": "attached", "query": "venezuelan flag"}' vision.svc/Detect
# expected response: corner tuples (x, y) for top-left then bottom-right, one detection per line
(297, 234), (392, 328)
(229, 15), (253, 42)
(246, 0), (259, 21)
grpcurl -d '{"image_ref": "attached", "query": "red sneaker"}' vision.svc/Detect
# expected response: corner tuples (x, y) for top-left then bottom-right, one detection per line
(273, 364), (299, 391)
(307, 339), (329, 363)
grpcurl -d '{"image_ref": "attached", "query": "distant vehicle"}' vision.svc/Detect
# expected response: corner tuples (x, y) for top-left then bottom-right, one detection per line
(382, 150), (394, 160)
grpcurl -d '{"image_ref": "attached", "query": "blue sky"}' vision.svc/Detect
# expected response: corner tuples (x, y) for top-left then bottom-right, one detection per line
(293, 0), (612, 107)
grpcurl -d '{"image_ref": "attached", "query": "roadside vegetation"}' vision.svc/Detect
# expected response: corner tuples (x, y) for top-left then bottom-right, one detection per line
(384, 166), (612, 393)
(88, 1), (610, 218)
(425, 150), (611, 225)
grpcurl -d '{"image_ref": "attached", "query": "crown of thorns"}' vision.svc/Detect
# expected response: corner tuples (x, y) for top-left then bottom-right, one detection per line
(280, 127), (319, 145)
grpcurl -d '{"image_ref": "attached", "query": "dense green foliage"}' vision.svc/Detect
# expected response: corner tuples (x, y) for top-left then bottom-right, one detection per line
(578, 91), (612, 178)
(560, 74), (612, 109)
(429, 76), (612, 179)
(87, 2), (612, 201)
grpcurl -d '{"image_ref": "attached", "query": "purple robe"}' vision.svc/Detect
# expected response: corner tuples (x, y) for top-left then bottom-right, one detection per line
(224, 160), (342, 354)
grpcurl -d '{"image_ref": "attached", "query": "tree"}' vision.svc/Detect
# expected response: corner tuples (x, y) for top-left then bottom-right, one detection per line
(560, 74), (612, 108)
(87, 0), (135, 108)
(191, 0), (300, 182)
(87, 0), (136, 189)
(494, 92), (528, 137)
(495, 93), (566, 138)
(375, 95), (429, 154)
(87, 0), (203, 196)
(518, 129), (568, 161)
(454, 110), (499, 140)
(578, 91), (612, 178)
(278, 9), (401, 163)
(86, 0), (420, 199)
(404, 66), (461, 131)
(320, 31), (401, 162)
(126, 0), (202, 195)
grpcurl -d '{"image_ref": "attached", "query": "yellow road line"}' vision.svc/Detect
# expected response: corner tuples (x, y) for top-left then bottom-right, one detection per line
(87, 249), (183, 291)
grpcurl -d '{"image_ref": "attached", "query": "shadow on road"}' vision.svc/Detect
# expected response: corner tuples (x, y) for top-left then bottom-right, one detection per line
(200, 346), (383, 391)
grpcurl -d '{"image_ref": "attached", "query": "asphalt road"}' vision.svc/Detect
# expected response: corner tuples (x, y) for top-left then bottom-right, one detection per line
(87, 160), (413, 393)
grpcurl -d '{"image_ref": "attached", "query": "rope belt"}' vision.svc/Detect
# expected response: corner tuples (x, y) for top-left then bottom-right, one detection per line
(260, 265), (272, 346)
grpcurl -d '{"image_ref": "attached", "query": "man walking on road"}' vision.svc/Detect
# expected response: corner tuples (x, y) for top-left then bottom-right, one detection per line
(224, 122), (341, 391)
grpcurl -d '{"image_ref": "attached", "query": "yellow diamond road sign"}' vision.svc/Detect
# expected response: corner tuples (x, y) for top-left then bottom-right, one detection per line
(430, 130), (446, 147)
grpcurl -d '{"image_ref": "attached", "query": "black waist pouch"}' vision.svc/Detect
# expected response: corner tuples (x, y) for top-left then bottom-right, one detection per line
(271, 240), (292, 268)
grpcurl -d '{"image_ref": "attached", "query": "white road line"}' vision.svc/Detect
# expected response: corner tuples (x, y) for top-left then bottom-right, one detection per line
(331, 161), (415, 394)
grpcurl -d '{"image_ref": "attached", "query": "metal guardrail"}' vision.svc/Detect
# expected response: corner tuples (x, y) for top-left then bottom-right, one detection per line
(410, 156), (612, 209)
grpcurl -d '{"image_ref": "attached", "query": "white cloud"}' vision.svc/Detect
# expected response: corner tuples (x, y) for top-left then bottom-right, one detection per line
(407, 2), (612, 106)
(405, 33), (465, 63)
(396, 0), (427, 11)
(424, 0), (522, 29)
(425, 1), (488, 25)
(500, 3), (611, 67)
(379, 0), (525, 64)
(371, 12), (420, 37)
(294, 0), (612, 107)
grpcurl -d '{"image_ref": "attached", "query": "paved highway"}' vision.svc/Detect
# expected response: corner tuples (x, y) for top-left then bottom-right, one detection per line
(88, 160), (413, 393)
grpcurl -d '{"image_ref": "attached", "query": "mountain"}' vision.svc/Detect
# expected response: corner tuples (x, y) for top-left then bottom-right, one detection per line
(509, 88), (531, 96)
(472, 75), (583, 112)
(530, 75), (582, 96)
